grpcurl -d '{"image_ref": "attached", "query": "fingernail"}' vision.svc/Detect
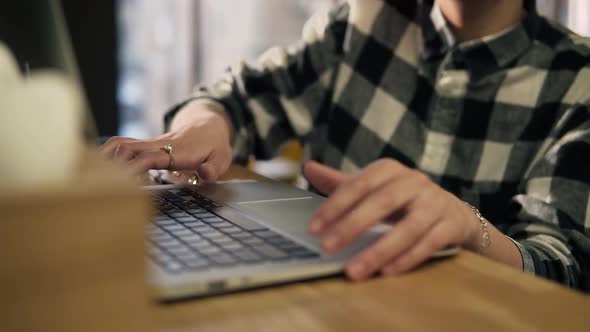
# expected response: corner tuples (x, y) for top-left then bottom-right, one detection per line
(348, 261), (366, 279)
(309, 219), (322, 234)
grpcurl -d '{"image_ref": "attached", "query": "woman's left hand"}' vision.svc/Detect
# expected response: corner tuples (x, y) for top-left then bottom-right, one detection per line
(305, 159), (481, 281)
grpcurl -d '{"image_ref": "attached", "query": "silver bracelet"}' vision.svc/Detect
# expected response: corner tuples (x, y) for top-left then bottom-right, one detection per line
(465, 202), (492, 254)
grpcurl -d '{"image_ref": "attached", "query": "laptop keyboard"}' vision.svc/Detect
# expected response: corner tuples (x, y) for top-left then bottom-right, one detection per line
(148, 188), (320, 273)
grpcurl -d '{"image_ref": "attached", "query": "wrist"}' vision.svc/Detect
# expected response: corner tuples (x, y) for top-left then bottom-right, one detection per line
(172, 99), (233, 140)
(462, 202), (492, 254)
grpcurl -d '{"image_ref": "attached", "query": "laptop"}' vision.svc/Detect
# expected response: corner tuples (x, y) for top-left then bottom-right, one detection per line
(6, 0), (460, 301)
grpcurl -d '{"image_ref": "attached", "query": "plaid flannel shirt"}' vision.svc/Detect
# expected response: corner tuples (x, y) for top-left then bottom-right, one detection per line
(166, 0), (590, 291)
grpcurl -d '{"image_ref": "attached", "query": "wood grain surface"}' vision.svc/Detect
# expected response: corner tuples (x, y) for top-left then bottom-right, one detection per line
(156, 166), (590, 332)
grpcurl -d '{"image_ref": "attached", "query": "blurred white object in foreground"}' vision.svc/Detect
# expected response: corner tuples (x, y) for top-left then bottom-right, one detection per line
(0, 43), (82, 190)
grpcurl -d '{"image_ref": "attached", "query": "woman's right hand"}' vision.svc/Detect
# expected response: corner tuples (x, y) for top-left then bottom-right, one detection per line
(100, 100), (234, 182)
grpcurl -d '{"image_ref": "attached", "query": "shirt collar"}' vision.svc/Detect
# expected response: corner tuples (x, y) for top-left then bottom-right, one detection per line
(420, 0), (540, 72)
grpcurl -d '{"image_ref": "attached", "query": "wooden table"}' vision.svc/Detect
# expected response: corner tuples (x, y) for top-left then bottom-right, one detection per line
(156, 166), (590, 332)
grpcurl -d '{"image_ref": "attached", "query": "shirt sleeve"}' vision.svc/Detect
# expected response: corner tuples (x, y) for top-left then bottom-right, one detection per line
(504, 101), (590, 292)
(164, 4), (350, 164)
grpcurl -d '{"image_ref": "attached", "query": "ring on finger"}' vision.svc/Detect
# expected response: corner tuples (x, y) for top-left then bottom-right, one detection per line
(188, 174), (200, 186)
(160, 143), (175, 170)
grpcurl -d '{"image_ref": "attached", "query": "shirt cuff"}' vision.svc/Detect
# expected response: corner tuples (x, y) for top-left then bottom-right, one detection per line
(506, 236), (535, 274)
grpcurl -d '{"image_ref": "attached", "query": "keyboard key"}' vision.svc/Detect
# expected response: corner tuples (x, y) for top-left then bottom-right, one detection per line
(163, 261), (183, 272)
(169, 212), (190, 218)
(252, 244), (289, 260)
(277, 243), (303, 252)
(183, 221), (208, 228)
(209, 236), (234, 245)
(208, 253), (237, 265)
(234, 250), (264, 263)
(177, 216), (198, 222)
(193, 212), (216, 218)
(187, 241), (214, 250)
(201, 216), (224, 223)
(228, 232), (253, 239)
(198, 246), (222, 255)
(220, 226), (242, 234)
(266, 237), (296, 245)
(177, 234), (202, 242)
(184, 259), (209, 270)
(174, 251), (201, 260)
(162, 224), (185, 231)
(167, 246), (192, 255)
(220, 242), (244, 251)
(193, 227), (216, 235)
(206, 231), (226, 239)
(178, 188), (193, 195)
(170, 229), (194, 237)
(162, 207), (183, 214)
(242, 237), (264, 245)
(188, 225), (215, 232)
(152, 232), (174, 241)
(253, 230), (281, 239)
(187, 208), (206, 214)
(211, 221), (235, 229)
(155, 219), (177, 226)
(158, 239), (183, 248)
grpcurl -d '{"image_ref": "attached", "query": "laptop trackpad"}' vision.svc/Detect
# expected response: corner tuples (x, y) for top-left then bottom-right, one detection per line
(196, 181), (313, 204)
(234, 197), (389, 255)
(233, 197), (324, 248)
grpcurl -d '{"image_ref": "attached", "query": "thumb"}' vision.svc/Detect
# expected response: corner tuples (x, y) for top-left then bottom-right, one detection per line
(304, 161), (348, 195)
(198, 150), (231, 182)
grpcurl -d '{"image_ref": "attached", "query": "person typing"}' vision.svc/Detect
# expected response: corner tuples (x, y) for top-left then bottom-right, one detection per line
(102, 0), (590, 291)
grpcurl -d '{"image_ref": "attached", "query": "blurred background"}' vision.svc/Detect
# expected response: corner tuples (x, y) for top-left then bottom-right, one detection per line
(114, 0), (588, 180)
(117, 0), (590, 139)
(2, 0), (588, 180)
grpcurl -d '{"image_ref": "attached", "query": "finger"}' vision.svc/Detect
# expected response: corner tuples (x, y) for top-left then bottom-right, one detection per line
(113, 140), (164, 162)
(197, 148), (232, 182)
(344, 202), (442, 281)
(381, 220), (459, 276)
(100, 136), (138, 158)
(309, 160), (407, 234)
(319, 173), (429, 254)
(126, 149), (174, 175)
(304, 161), (349, 195)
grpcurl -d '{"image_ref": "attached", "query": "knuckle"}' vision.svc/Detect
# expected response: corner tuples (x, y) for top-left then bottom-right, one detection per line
(352, 177), (372, 193)
(403, 222), (423, 240)
(412, 170), (430, 185)
(376, 193), (394, 211)
(370, 243), (389, 262)
(343, 218), (363, 237)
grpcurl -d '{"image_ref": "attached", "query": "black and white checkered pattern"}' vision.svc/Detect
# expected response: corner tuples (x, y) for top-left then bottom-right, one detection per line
(166, 0), (590, 291)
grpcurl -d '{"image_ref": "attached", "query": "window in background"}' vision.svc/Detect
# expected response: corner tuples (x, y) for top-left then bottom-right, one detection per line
(118, 0), (340, 139)
(538, 0), (590, 35)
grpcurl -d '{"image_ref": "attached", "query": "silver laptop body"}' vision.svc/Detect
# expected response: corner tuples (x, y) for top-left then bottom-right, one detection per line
(147, 180), (459, 300)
